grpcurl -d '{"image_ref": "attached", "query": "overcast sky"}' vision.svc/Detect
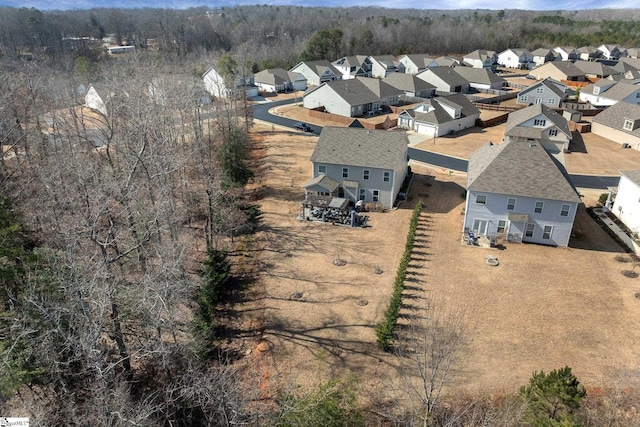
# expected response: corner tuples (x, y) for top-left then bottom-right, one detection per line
(1, 0), (639, 10)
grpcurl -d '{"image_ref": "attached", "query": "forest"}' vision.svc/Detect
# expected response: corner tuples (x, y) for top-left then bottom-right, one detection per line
(1, 4), (640, 426)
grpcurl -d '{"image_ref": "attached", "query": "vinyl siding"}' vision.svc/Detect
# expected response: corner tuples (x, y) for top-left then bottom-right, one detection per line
(464, 191), (578, 246)
(612, 175), (640, 233)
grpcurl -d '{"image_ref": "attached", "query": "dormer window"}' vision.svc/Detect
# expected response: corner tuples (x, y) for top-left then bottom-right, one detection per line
(534, 119), (546, 127)
(593, 87), (600, 95)
(624, 119), (634, 131)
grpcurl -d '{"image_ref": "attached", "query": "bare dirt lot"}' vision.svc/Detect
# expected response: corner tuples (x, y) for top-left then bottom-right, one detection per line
(245, 121), (640, 402)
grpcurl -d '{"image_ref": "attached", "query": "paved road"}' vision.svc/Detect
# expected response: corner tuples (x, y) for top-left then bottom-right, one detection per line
(252, 100), (618, 190)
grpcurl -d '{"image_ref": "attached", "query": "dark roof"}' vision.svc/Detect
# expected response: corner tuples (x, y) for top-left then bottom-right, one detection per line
(309, 77), (403, 106)
(467, 140), (581, 203)
(505, 103), (571, 138)
(348, 119), (365, 128)
(593, 101), (640, 138)
(310, 127), (408, 170)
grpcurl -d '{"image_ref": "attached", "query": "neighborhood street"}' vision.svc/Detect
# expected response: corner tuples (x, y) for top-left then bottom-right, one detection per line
(252, 100), (619, 190)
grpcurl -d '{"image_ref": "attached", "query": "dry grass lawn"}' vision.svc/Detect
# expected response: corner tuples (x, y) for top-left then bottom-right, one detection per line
(243, 121), (640, 403)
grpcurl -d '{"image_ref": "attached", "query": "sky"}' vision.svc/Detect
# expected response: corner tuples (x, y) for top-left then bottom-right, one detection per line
(0, 0), (638, 10)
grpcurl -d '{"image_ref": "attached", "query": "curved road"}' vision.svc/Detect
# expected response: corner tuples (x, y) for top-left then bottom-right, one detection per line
(252, 100), (618, 190)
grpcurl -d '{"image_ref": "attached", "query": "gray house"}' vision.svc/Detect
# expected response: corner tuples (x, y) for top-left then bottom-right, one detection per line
(304, 127), (409, 209)
(416, 67), (470, 93)
(452, 67), (507, 90)
(592, 101), (640, 150)
(290, 60), (342, 86)
(302, 77), (402, 118)
(253, 68), (307, 93)
(368, 55), (405, 78)
(397, 94), (480, 137)
(504, 103), (572, 153)
(383, 72), (436, 98)
(464, 140), (581, 247)
(517, 78), (568, 107)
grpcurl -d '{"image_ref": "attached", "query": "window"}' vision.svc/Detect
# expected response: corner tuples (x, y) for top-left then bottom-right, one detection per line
(624, 119), (634, 131)
(359, 189), (366, 201)
(507, 198), (516, 210)
(497, 220), (507, 234)
(372, 190), (380, 202)
(542, 225), (553, 239)
(593, 87), (600, 95)
(536, 87), (544, 94)
(318, 165), (326, 174)
(549, 129), (558, 136)
(547, 98), (556, 105)
(534, 201), (544, 214)
(476, 194), (487, 205)
(342, 167), (349, 178)
(525, 223), (535, 238)
(561, 204), (570, 217)
(534, 119), (546, 127)
(383, 171), (390, 182)
(520, 95), (528, 102)
(363, 169), (370, 180)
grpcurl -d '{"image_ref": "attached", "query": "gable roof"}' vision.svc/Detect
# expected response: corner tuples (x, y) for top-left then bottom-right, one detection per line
(504, 103), (571, 138)
(254, 68), (304, 85)
(400, 54), (435, 69)
(531, 48), (555, 57)
(593, 101), (640, 137)
(573, 60), (618, 77)
(464, 49), (496, 61)
(303, 174), (340, 192)
(582, 80), (640, 100)
(358, 77), (403, 98)
(534, 61), (585, 78)
(467, 140), (580, 203)
(400, 94), (480, 125)
(291, 60), (341, 78)
(305, 78), (383, 106)
(418, 67), (468, 87)
(452, 67), (506, 85)
(621, 170), (640, 187)
(383, 72), (436, 93)
(519, 78), (567, 99)
(310, 127), (408, 170)
(332, 55), (368, 68)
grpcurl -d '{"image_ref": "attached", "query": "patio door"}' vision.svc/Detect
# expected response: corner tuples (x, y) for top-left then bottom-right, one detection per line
(472, 219), (488, 235)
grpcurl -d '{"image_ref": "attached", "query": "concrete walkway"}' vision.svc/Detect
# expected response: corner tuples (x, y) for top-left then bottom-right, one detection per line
(593, 208), (639, 253)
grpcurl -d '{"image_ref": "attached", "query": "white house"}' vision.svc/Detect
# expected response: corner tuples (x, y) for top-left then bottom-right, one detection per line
(452, 67), (507, 90)
(85, 84), (108, 115)
(290, 60), (342, 86)
(578, 80), (640, 107)
(553, 46), (578, 62)
(463, 49), (497, 69)
(416, 67), (470, 93)
(464, 140), (581, 247)
(368, 55), (405, 78)
(398, 54), (438, 75)
(332, 56), (369, 79)
(397, 94), (480, 137)
(497, 48), (534, 70)
(303, 127), (409, 209)
(531, 48), (557, 66)
(611, 170), (640, 236)
(203, 68), (258, 99)
(253, 68), (307, 93)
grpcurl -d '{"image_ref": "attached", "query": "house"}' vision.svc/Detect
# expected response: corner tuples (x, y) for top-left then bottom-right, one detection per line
(553, 46), (578, 62)
(532, 48), (557, 66)
(573, 60), (618, 79)
(503, 103), (572, 153)
(382, 73), (436, 98)
(332, 56), (369, 80)
(517, 78), (568, 107)
(463, 140), (581, 247)
(497, 48), (534, 69)
(202, 68), (258, 99)
(592, 101), (640, 150)
(368, 55), (405, 78)
(85, 84), (109, 115)
(529, 61), (586, 82)
(302, 77), (402, 118)
(463, 49), (497, 69)
(397, 94), (480, 137)
(290, 60), (342, 86)
(432, 56), (461, 67)
(303, 127), (409, 209)
(610, 170), (640, 235)
(452, 67), (507, 90)
(416, 67), (470, 93)
(627, 48), (640, 59)
(598, 44), (624, 60)
(398, 54), (438, 75)
(579, 80), (640, 107)
(254, 68), (307, 93)
(577, 46), (601, 61)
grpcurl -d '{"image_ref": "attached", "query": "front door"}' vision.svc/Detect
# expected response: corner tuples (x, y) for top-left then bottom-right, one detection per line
(472, 219), (488, 235)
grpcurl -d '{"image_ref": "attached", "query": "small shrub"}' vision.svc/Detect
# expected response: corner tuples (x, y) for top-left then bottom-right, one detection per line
(598, 193), (608, 206)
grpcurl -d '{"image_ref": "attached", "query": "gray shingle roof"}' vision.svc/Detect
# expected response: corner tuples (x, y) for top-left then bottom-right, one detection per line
(464, 49), (496, 61)
(593, 101), (640, 137)
(383, 72), (436, 93)
(400, 94), (480, 125)
(573, 60), (618, 77)
(467, 140), (581, 203)
(582, 80), (640, 100)
(452, 67), (506, 85)
(418, 67), (468, 87)
(621, 170), (640, 187)
(401, 54), (434, 69)
(505, 103), (571, 138)
(303, 174), (340, 192)
(310, 127), (409, 170)
(254, 68), (303, 85)
(358, 77), (403, 98)
(310, 78), (380, 106)
(534, 61), (585, 78)
(519, 78), (567, 99)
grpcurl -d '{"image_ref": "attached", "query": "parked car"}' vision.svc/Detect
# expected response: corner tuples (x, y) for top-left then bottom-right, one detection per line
(294, 122), (312, 132)
(525, 74), (536, 80)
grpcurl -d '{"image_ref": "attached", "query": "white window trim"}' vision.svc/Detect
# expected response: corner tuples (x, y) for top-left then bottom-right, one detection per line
(561, 204), (570, 217)
(383, 171), (390, 182)
(318, 165), (327, 174)
(520, 95), (528, 102)
(497, 219), (507, 234)
(372, 189), (380, 202)
(549, 129), (558, 137)
(534, 201), (544, 214)
(476, 194), (487, 205)
(542, 225), (553, 239)
(363, 169), (370, 180)
(507, 197), (516, 210)
(624, 119), (633, 131)
(342, 167), (349, 178)
(359, 188), (366, 201)
(534, 119), (546, 127)
(525, 223), (535, 238)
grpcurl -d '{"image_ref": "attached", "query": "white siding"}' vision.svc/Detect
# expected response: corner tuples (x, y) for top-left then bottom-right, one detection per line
(612, 175), (640, 234)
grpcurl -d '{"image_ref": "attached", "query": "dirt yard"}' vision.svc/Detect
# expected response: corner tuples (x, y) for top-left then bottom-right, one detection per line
(243, 121), (640, 403)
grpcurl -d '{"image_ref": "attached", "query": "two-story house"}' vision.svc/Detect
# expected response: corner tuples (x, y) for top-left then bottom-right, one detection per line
(202, 68), (258, 99)
(497, 48), (534, 70)
(464, 140), (581, 247)
(332, 56), (369, 80)
(517, 78), (568, 107)
(579, 80), (640, 107)
(303, 127), (409, 209)
(253, 68), (307, 93)
(397, 94), (480, 136)
(553, 46), (579, 62)
(416, 67), (470, 93)
(462, 49), (497, 69)
(290, 60), (342, 86)
(504, 103), (572, 154)
(531, 48), (557, 67)
(592, 101), (640, 150)
(398, 54), (438, 75)
(368, 55), (405, 78)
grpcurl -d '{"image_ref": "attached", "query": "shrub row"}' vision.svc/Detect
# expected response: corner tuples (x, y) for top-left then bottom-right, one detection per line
(376, 200), (423, 351)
